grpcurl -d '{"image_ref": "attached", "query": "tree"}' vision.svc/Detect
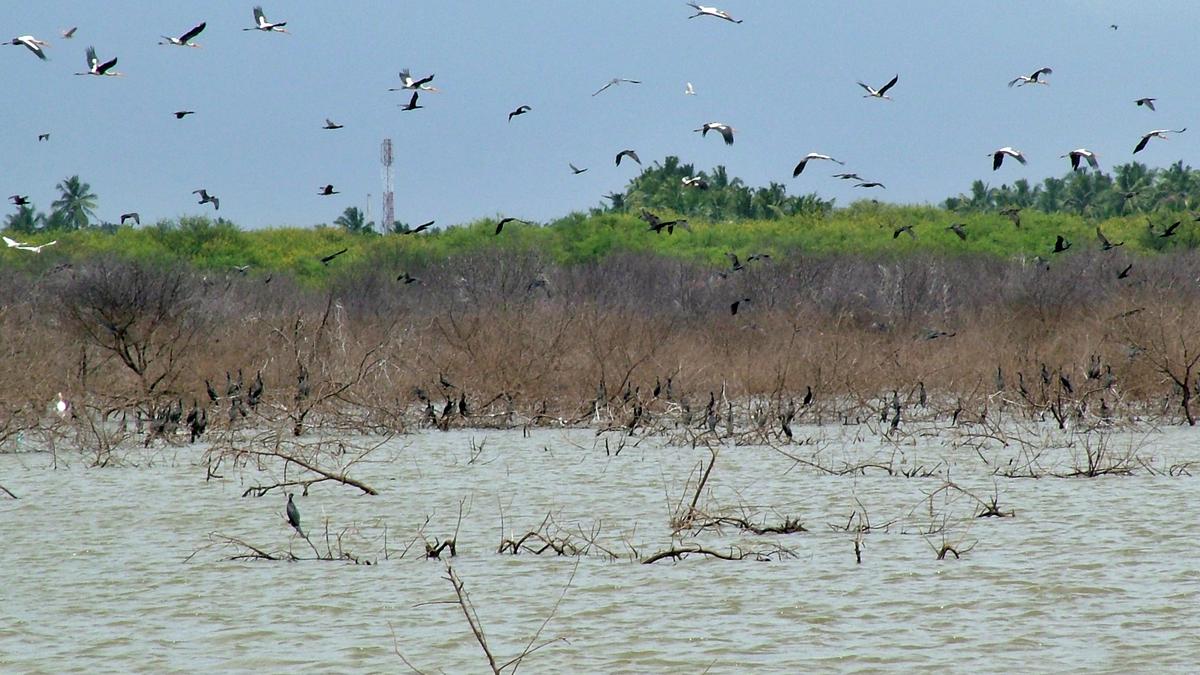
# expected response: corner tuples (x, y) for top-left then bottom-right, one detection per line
(334, 207), (375, 235)
(4, 205), (40, 234)
(50, 175), (98, 230)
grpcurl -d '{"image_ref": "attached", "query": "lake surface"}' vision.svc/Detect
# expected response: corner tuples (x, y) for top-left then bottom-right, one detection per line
(2, 424), (1198, 673)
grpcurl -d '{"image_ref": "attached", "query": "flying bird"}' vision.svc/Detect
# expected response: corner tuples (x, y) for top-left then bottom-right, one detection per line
(685, 82), (696, 95)
(174, 110), (195, 119)
(160, 22), (205, 47)
(991, 147), (1027, 170)
(76, 46), (121, 76)
(120, 212), (140, 225)
(792, 153), (844, 177)
(7, 35), (49, 60)
(397, 272), (420, 284)
(946, 223), (967, 241)
(615, 149), (641, 166)
(894, 224), (915, 239)
(193, 189), (219, 210)
(6, 238), (57, 253)
(569, 163), (588, 175)
(398, 220), (434, 234)
(323, 118), (343, 130)
(682, 176), (709, 189)
(687, 3), (743, 23)
(494, 217), (527, 235)
(508, 105), (532, 122)
(399, 91), (423, 111)
(1062, 148), (1099, 171)
(320, 248), (349, 265)
(1117, 264), (1132, 279)
(1008, 67), (1053, 87)
(244, 6), (289, 33)
(1133, 128), (1186, 154)
(1157, 220), (1181, 238)
(318, 184), (339, 196)
(858, 74), (898, 100)
(9, 195), (30, 206)
(61, 27), (77, 39)
(38, 133), (50, 141)
(833, 172), (862, 181)
(592, 77), (641, 96)
(1135, 97), (1156, 111)
(695, 121), (735, 145)
(391, 69), (438, 92)
(854, 181), (887, 189)
(641, 209), (689, 235)
(1053, 235), (1072, 253)
(730, 297), (751, 315)
(1096, 227), (1123, 250)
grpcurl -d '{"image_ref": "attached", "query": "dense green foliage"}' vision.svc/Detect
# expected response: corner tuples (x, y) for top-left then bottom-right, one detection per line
(5, 161), (1200, 283)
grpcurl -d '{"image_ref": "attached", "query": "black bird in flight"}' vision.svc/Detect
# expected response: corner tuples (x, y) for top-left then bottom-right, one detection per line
(946, 223), (967, 240)
(397, 272), (420, 284)
(1157, 220), (1181, 238)
(569, 163), (588, 175)
(730, 297), (751, 315)
(320, 248), (349, 265)
(174, 110), (195, 119)
(494, 217), (527, 235)
(323, 118), (343, 129)
(318, 184), (338, 196)
(37, 133), (50, 141)
(1096, 227), (1123, 250)
(193, 189), (219, 210)
(894, 224), (915, 239)
(399, 220), (434, 234)
(9, 195), (31, 206)
(1053, 235), (1071, 253)
(1000, 206), (1022, 228)
(615, 149), (641, 166)
(1117, 264), (1132, 279)
(120, 212), (140, 225)
(1134, 97), (1156, 111)
(507, 105), (532, 122)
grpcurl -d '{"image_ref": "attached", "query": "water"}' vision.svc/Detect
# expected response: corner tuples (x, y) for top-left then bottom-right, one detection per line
(2, 425), (1198, 673)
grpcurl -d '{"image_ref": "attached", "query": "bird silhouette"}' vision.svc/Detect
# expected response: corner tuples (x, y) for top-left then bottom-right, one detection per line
(615, 149), (641, 166)
(507, 105), (532, 122)
(320, 248), (348, 265)
(1053, 235), (1072, 253)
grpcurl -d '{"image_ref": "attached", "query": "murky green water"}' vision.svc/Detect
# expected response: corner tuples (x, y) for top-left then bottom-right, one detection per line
(2, 426), (1198, 672)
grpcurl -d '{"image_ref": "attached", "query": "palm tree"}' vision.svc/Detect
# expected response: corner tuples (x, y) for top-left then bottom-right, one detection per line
(334, 206), (374, 235)
(4, 205), (40, 234)
(50, 175), (98, 230)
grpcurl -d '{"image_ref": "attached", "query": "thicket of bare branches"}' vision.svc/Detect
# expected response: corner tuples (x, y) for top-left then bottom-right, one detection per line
(3, 248), (1200, 444)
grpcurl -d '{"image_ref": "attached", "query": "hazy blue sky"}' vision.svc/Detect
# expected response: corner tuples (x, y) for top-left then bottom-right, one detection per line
(3, 2), (1197, 229)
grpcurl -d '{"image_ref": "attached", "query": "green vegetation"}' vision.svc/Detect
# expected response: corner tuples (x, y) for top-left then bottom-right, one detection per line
(6, 160), (1200, 283)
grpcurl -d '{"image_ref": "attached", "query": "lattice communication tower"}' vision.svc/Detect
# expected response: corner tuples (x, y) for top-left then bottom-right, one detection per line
(381, 138), (394, 233)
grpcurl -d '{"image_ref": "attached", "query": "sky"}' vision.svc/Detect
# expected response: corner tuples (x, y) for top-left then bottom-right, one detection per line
(3, 2), (1200, 230)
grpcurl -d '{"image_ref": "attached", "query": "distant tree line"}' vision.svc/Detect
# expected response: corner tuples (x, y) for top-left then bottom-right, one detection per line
(943, 161), (1200, 219)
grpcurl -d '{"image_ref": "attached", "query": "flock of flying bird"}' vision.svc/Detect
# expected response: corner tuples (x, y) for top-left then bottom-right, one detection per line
(2, 5), (1189, 270)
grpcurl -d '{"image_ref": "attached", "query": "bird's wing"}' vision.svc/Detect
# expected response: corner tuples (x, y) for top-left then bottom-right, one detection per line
(877, 74), (899, 94)
(792, 159), (808, 177)
(591, 81), (613, 96)
(3, 236), (20, 247)
(1145, 100), (1156, 111)
(856, 81), (873, 94)
(85, 45), (97, 67)
(1014, 151), (1027, 164)
(992, 152), (1003, 170)
(408, 91), (419, 107)
(1007, 77), (1023, 88)
(1096, 227), (1110, 246)
(629, 151), (640, 164)
(1133, 135), (1150, 153)
(97, 56), (117, 73)
(180, 22), (206, 43)
(253, 6), (266, 23)
(413, 74), (435, 87)
(1069, 153), (1080, 170)
(1086, 153), (1099, 169)
(1035, 67), (1053, 77)
(720, 126), (734, 145)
